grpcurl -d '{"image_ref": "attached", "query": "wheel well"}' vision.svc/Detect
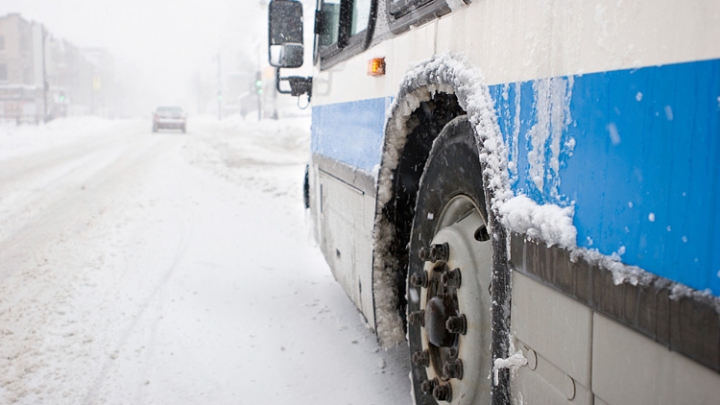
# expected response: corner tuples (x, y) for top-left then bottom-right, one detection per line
(382, 92), (465, 327)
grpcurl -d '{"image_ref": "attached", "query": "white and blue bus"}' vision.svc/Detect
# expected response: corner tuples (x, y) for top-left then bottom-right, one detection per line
(268, 1), (720, 404)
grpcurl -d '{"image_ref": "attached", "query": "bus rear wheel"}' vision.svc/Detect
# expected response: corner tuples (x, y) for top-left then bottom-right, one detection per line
(407, 116), (494, 405)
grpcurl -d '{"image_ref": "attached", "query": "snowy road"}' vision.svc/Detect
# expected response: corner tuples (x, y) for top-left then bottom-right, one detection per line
(0, 117), (411, 405)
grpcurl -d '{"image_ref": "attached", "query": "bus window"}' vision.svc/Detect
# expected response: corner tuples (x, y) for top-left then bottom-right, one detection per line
(318, 0), (341, 48)
(388, 0), (433, 17)
(317, 0), (376, 67)
(351, 0), (372, 35)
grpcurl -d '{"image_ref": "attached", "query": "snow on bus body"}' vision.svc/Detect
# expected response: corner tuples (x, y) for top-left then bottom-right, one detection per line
(305, 0), (720, 399)
(491, 63), (720, 294)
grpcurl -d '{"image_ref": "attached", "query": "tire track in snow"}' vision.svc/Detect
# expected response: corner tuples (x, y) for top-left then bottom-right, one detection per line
(0, 134), (124, 185)
(81, 219), (195, 405)
(0, 133), (167, 281)
(0, 129), (176, 403)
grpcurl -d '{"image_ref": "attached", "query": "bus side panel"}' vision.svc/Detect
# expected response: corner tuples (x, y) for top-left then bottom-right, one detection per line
(311, 97), (388, 173)
(310, 97), (390, 323)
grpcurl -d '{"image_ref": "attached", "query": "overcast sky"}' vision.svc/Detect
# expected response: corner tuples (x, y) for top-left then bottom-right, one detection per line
(3, 0), (269, 112)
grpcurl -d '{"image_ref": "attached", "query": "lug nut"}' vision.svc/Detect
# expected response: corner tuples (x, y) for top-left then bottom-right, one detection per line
(429, 243), (449, 262)
(441, 268), (462, 288)
(420, 378), (438, 395)
(410, 271), (429, 288)
(443, 358), (464, 380)
(446, 314), (467, 335)
(412, 349), (429, 367)
(475, 224), (491, 241)
(408, 310), (425, 327)
(433, 383), (453, 402)
(418, 247), (431, 262)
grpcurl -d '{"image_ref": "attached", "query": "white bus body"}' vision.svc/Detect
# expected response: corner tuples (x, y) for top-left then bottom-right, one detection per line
(269, 1), (720, 404)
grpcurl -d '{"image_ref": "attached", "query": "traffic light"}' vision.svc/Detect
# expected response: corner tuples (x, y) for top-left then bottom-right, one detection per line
(58, 93), (65, 102)
(255, 72), (263, 95)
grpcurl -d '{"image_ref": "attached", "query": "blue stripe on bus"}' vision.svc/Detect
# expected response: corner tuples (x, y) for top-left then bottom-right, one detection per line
(491, 58), (720, 295)
(312, 59), (720, 295)
(311, 97), (392, 173)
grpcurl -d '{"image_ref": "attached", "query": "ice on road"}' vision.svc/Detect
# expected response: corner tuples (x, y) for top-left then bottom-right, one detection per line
(0, 116), (411, 405)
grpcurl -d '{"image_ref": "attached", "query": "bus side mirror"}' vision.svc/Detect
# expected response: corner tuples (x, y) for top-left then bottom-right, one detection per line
(268, 0), (304, 68)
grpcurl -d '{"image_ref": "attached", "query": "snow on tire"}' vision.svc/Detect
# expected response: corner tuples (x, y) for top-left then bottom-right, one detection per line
(407, 116), (495, 405)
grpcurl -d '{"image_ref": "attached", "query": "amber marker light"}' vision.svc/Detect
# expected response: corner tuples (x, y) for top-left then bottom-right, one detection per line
(367, 57), (386, 76)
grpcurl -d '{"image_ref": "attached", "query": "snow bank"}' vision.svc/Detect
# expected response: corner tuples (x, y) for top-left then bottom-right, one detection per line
(0, 116), (123, 160)
(0, 116), (114, 138)
(43, 116), (113, 132)
(179, 114), (311, 200)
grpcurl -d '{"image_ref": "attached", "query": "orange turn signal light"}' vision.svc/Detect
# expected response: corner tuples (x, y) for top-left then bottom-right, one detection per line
(367, 57), (386, 76)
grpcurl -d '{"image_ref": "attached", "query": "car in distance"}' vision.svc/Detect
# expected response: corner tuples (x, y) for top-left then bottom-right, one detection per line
(152, 106), (186, 133)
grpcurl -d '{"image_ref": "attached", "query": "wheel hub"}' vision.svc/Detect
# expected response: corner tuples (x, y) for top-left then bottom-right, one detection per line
(409, 196), (494, 404)
(425, 295), (456, 348)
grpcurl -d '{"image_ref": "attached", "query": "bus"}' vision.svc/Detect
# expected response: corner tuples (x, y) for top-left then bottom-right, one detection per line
(268, 1), (720, 404)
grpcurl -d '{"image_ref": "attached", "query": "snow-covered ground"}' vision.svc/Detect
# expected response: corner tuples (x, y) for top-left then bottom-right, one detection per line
(0, 115), (411, 405)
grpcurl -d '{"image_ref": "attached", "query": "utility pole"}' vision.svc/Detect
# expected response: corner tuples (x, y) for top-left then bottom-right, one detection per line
(255, 71), (263, 121)
(217, 51), (222, 120)
(272, 72), (278, 120)
(42, 25), (48, 123)
(90, 67), (95, 116)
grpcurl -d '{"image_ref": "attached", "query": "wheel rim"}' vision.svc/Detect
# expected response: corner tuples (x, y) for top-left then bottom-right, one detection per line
(410, 195), (494, 404)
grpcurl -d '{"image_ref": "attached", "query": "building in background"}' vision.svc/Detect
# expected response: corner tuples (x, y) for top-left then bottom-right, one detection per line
(0, 13), (115, 123)
(0, 13), (44, 123)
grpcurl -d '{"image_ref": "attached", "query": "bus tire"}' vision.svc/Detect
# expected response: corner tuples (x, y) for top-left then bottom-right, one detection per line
(407, 116), (495, 405)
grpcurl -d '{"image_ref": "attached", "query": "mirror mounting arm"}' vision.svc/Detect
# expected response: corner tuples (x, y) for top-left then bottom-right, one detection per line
(275, 68), (312, 101)
(314, 9), (328, 36)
